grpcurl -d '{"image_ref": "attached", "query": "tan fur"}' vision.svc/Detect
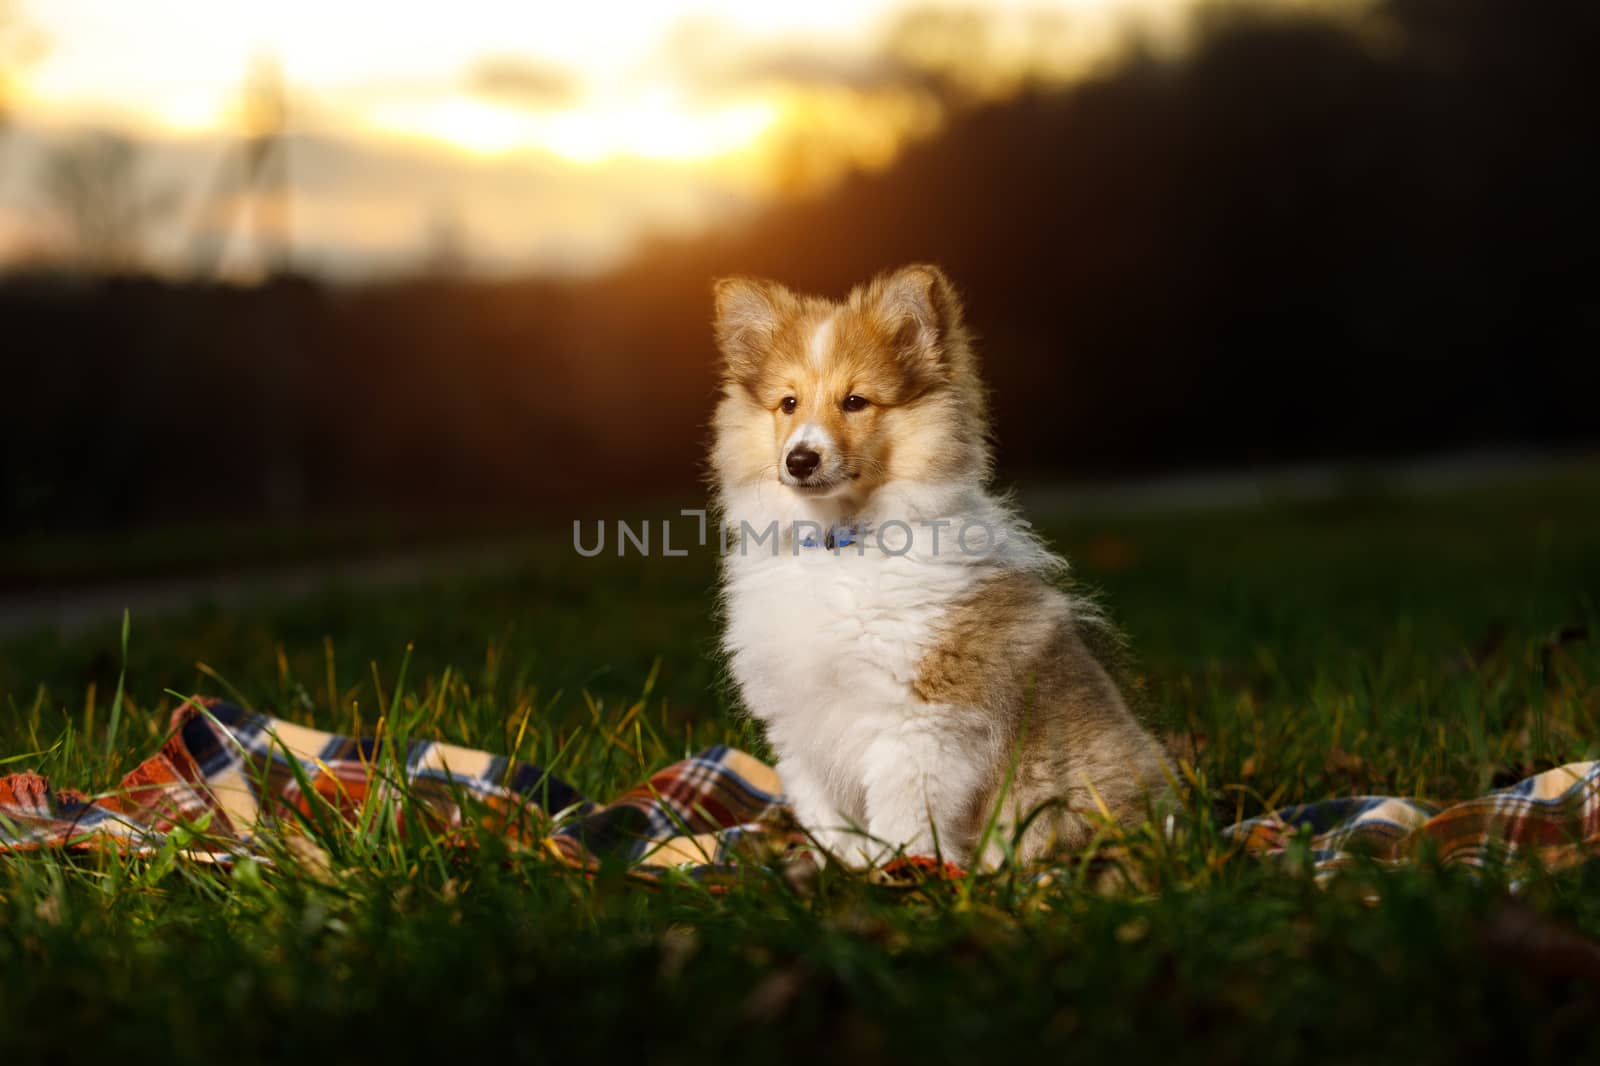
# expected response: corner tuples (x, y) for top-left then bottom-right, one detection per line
(917, 572), (1172, 865)
(711, 266), (989, 507)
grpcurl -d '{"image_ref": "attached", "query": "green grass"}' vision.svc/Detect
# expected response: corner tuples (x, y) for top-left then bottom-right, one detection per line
(2, 466), (1598, 1063)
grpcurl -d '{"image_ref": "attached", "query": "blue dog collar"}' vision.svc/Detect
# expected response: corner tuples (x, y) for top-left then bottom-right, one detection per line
(799, 525), (857, 550)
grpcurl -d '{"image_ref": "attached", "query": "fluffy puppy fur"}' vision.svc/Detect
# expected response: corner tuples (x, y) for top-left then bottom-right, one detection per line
(711, 264), (1170, 868)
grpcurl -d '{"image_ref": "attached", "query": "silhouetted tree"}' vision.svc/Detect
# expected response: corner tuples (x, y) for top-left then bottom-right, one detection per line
(36, 132), (177, 272)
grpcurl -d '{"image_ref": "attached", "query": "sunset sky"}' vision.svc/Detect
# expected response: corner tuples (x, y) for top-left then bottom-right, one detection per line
(0, 0), (1211, 279)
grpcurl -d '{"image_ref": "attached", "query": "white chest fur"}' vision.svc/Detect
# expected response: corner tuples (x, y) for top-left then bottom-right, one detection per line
(721, 546), (982, 825)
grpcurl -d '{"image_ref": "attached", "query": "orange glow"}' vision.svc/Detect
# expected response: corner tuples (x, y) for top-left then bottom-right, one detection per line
(363, 89), (781, 165)
(4, 0), (1208, 275)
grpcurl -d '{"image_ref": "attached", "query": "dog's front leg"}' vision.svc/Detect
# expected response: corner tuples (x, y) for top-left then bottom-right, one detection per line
(776, 757), (871, 866)
(860, 723), (971, 867)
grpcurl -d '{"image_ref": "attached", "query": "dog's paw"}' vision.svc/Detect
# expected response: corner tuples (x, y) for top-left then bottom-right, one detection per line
(874, 854), (968, 885)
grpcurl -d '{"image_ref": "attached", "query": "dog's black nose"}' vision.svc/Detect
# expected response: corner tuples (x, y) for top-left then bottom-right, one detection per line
(786, 446), (821, 480)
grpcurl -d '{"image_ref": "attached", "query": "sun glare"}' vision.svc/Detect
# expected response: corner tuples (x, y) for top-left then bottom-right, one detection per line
(366, 97), (536, 158)
(8, 0), (1174, 272)
(369, 88), (780, 165)
(540, 90), (779, 165)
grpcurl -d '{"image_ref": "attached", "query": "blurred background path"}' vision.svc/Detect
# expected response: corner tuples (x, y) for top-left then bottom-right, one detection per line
(3, 448), (1586, 638)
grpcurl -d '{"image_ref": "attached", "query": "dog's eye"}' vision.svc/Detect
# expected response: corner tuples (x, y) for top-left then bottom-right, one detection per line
(842, 394), (870, 412)
(780, 397), (798, 415)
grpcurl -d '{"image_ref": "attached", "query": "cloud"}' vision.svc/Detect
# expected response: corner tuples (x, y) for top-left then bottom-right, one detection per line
(465, 56), (580, 109)
(0, 115), (763, 279)
(660, 17), (931, 100)
(660, 7), (1103, 106)
(691, 47), (932, 97)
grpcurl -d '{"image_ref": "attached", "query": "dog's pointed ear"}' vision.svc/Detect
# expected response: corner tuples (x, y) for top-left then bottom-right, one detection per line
(866, 264), (964, 380)
(713, 276), (790, 381)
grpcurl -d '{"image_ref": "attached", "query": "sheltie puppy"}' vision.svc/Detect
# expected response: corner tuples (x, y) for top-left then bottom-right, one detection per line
(711, 264), (1170, 869)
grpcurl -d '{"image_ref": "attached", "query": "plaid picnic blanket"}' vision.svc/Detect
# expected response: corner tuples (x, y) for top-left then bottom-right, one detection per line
(2, 698), (1597, 885)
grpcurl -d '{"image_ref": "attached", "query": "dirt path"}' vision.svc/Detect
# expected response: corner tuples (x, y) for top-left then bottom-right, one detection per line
(0, 542), (530, 637)
(1, 448), (1583, 639)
